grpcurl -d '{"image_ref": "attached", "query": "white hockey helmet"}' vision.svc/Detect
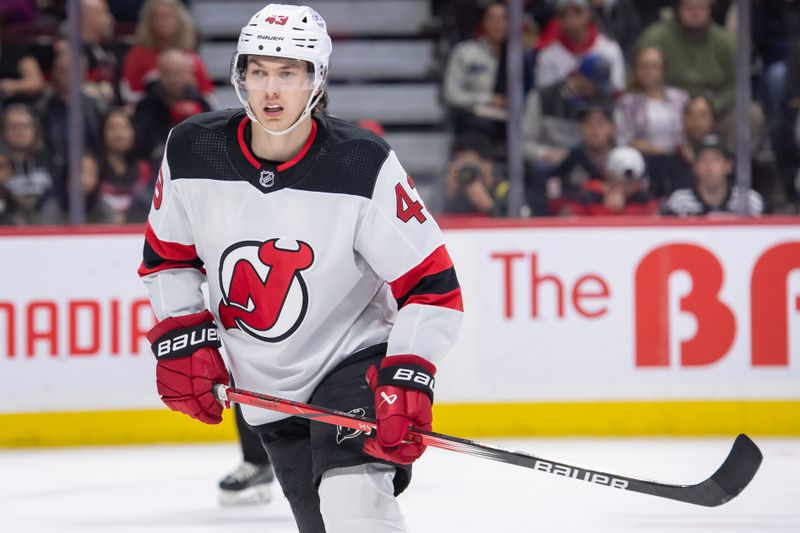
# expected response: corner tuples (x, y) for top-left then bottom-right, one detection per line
(231, 3), (332, 135)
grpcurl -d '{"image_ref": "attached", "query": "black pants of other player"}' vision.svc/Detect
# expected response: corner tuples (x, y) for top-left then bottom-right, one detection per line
(253, 348), (411, 533)
(234, 403), (270, 466)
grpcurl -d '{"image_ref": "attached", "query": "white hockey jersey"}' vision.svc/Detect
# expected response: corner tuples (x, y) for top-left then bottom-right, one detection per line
(139, 110), (463, 426)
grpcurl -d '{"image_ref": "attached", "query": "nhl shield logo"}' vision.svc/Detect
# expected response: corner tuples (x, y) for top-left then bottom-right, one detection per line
(259, 170), (275, 188)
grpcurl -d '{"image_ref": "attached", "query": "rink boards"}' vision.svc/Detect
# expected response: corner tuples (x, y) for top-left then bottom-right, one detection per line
(0, 218), (798, 446)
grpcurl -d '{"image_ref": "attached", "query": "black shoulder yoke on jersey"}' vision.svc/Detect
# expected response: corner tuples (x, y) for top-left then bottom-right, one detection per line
(166, 109), (391, 200)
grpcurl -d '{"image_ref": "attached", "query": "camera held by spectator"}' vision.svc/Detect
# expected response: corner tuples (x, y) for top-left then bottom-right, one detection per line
(444, 133), (507, 216)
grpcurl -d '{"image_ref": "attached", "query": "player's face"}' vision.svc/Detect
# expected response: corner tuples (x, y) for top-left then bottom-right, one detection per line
(245, 56), (314, 131)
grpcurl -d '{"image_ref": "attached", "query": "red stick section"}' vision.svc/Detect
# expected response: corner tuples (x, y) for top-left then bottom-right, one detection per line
(221, 386), (379, 437)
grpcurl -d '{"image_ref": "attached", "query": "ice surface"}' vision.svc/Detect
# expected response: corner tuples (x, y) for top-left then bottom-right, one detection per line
(1, 437), (797, 532)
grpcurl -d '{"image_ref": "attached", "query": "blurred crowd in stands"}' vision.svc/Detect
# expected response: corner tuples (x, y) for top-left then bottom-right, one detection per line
(0, 0), (212, 225)
(439, 0), (797, 217)
(0, 0), (798, 225)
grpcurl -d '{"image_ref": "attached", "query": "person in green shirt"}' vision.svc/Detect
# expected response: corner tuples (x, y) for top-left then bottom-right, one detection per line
(636, 0), (764, 151)
(637, 0), (734, 116)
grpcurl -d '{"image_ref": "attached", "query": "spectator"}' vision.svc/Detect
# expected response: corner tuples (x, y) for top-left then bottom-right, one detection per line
(439, 0), (486, 51)
(523, 54), (615, 214)
(120, 0), (214, 103)
(782, 38), (800, 207)
(535, 0), (626, 91)
(37, 46), (107, 207)
(727, 1), (800, 145)
(0, 153), (16, 224)
(588, 0), (644, 59)
(636, 0), (756, 148)
(633, 0), (672, 28)
(81, 0), (119, 105)
(614, 46), (689, 156)
(664, 135), (763, 216)
(79, 152), (116, 223)
(443, 133), (507, 216)
(647, 95), (715, 199)
(637, 0), (734, 112)
(566, 145), (657, 215)
(0, 104), (57, 224)
(0, 29), (45, 108)
(0, 0), (37, 26)
(40, 152), (117, 224)
(107, 0), (147, 26)
(132, 48), (211, 164)
(546, 105), (615, 213)
(443, 2), (533, 140)
(524, 55), (615, 165)
(97, 108), (152, 223)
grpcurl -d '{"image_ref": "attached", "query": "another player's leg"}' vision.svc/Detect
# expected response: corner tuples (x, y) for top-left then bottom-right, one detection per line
(259, 418), (327, 533)
(218, 403), (275, 505)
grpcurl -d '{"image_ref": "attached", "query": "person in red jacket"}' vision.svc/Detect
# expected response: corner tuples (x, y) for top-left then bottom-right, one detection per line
(120, 0), (214, 104)
(567, 145), (658, 216)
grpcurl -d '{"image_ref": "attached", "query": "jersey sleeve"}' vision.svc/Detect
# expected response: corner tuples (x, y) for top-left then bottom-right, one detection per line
(354, 150), (463, 367)
(137, 131), (206, 321)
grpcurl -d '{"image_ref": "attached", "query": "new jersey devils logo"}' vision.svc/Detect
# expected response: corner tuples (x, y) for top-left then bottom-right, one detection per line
(218, 238), (314, 342)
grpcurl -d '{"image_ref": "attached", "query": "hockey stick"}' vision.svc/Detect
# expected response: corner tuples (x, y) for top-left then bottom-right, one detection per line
(213, 384), (762, 507)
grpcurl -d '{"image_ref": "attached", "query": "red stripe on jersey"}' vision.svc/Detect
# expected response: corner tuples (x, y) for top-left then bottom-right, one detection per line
(237, 116), (261, 169)
(144, 221), (200, 262)
(390, 245), (453, 299)
(389, 245), (462, 313)
(137, 260), (206, 277)
(278, 120), (318, 172)
(403, 288), (463, 312)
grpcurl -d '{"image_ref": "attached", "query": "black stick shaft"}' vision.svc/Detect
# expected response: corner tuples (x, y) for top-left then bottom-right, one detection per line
(213, 384), (761, 507)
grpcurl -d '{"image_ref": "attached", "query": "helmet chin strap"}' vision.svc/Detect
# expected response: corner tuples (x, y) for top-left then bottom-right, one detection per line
(247, 89), (323, 137)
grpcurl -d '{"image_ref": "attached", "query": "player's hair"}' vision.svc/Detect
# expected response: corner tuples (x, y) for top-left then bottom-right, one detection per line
(134, 0), (197, 51)
(312, 90), (328, 115)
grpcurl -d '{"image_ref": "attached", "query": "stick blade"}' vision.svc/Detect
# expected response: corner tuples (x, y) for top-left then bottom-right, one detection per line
(631, 434), (763, 507)
(702, 433), (763, 507)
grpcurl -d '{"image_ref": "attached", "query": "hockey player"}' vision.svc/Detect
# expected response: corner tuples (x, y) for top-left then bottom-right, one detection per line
(137, 4), (463, 532)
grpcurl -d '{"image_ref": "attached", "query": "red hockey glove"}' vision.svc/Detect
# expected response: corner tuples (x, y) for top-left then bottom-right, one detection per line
(147, 310), (229, 424)
(364, 355), (435, 465)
